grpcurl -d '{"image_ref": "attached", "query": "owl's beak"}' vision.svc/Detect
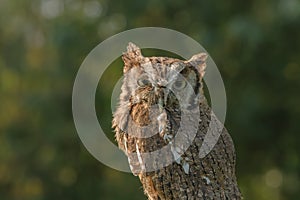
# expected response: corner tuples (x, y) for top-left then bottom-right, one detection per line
(155, 86), (170, 110)
(154, 86), (169, 137)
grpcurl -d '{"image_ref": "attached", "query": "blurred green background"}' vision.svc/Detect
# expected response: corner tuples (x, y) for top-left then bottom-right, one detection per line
(1, 0), (300, 199)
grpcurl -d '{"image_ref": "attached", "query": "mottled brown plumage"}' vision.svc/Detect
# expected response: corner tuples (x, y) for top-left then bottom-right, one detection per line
(112, 43), (242, 199)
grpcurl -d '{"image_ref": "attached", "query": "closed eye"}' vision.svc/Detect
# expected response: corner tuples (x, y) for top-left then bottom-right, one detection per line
(172, 79), (187, 90)
(137, 74), (152, 87)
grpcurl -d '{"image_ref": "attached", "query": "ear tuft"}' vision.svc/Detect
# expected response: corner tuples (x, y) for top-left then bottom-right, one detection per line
(126, 42), (142, 55)
(187, 53), (208, 78)
(122, 42), (143, 73)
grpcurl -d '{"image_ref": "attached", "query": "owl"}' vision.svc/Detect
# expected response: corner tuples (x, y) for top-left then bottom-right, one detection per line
(112, 43), (242, 200)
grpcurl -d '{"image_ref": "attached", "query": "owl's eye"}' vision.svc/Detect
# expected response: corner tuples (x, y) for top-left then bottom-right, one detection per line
(137, 75), (151, 87)
(172, 79), (187, 90)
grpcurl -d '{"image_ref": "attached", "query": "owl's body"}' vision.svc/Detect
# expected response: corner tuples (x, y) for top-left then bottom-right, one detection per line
(113, 43), (242, 199)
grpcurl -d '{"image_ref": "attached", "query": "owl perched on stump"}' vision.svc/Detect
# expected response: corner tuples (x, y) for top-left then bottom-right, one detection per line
(112, 43), (242, 200)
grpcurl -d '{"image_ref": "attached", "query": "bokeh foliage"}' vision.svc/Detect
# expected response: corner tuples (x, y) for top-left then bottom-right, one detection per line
(1, 0), (300, 199)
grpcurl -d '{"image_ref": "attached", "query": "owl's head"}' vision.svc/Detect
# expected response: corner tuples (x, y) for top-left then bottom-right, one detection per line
(119, 43), (207, 112)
